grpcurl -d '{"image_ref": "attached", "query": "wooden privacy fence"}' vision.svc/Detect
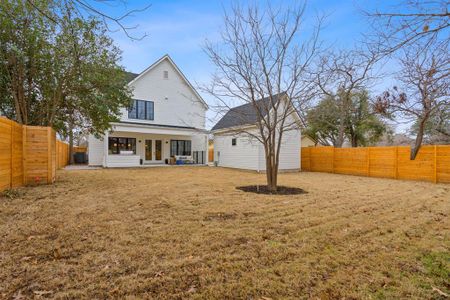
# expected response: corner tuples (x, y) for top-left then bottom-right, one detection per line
(301, 145), (450, 184)
(0, 117), (70, 191)
(208, 146), (214, 163)
(73, 146), (87, 153)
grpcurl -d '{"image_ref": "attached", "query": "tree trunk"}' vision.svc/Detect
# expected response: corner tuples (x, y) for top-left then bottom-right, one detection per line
(336, 96), (348, 148)
(411, 118), (426, 160)
(351, 134), (358, 147)
(265, 149), (277, 192)
(336, 121), (345, 147)
(68, 124), (74, 165)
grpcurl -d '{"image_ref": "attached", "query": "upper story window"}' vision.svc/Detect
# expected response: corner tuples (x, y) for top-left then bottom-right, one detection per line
(163, 70), (168, 79)
(232, 138), (237, 146)
(128, 99), (154, 120)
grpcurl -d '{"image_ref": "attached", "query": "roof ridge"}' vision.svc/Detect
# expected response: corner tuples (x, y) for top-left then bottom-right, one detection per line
(211, 92), (288, 131)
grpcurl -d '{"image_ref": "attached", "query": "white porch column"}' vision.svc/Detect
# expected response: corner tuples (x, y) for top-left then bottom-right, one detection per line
(103, 131), (109, 167)
(204, 135), (209, 165)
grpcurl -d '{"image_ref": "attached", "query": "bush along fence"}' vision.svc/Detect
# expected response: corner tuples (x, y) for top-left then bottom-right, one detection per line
(0, 117), (70, 191)
(301, 145), (450, 184)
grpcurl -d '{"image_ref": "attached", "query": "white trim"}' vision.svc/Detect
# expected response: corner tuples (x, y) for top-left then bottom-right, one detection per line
(110, 122), (207, 136)
(127, 54), (209, 109)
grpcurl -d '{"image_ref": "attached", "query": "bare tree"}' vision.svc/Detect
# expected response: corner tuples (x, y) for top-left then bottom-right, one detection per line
(366, 0), (449, 53)
(26, 0), (151, 40)
(314, 47), (381, 147)
(203, 2), (322, 192)
(374, 38), (449, 159)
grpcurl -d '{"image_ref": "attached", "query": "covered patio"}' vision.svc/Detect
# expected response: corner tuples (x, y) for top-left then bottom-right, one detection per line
(92, 122), (208, 168)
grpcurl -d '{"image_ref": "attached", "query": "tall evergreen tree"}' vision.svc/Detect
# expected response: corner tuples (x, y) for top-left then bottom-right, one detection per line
(307, 90), (387, 147)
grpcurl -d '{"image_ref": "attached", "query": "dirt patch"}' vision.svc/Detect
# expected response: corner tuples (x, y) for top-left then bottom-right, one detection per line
(0, 167), (448, 299)
(203, 212), (237, 221)
(236, 185), (307, 195)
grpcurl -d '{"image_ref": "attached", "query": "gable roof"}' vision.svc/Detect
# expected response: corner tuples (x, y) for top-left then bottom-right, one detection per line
(211, 92), (290, 131)
(127, 54), (208, 109)
(124, 71), (139, 83)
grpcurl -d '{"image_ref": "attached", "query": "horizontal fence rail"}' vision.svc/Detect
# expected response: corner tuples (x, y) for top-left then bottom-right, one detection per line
(0, 117), (70, 191)
(301, 145), (450, 184)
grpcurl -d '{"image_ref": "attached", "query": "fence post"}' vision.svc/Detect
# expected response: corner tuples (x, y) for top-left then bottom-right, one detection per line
(47, 128), (51, 184)
(9, 119), (13, 189)
(394, 146), (398, 179)
(434, 145), (437, 184)
(367, 147), (370, 177)
(332, 147), (335, 173)
(309, 147), (312, 171)
(22, 126), (27, 185)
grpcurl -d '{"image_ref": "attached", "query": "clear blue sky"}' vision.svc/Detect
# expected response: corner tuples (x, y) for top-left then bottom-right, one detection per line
(98, 0), (398, 128)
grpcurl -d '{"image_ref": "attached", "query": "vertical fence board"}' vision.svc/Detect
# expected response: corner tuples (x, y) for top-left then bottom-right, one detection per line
(301, 145), (450, 184)
(0, 117), (70, 192)
(11, 121), (23, 187)
(300, 147), (311, 171)
(436, 145), (450, 183)
(208, 146), (214, 163)
(0, 118), (12, 190)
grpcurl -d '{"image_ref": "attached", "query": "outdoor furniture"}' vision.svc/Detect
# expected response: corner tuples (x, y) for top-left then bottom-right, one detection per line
(174, 155), (194, 164)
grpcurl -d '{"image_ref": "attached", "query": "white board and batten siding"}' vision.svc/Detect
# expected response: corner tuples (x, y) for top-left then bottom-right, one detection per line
(87, 55), (209, 167)
(214, 127), (301, 171)
(121, 58), (206, 129)
(258, 128), (301, 171)
(214, 134), (260, 171)
(88, 134), (104, 166)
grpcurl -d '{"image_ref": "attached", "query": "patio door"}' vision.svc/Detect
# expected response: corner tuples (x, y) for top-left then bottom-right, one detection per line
(145, 140), (152, 161)
(144, 139), (162, 162)
(155, 140), (162, 161)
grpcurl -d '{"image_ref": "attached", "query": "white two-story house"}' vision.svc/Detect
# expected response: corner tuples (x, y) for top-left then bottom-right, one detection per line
(88, 54), (209, 167)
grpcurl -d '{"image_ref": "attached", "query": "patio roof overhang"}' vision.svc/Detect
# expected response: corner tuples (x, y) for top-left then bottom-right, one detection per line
(110, 122), (208, 136)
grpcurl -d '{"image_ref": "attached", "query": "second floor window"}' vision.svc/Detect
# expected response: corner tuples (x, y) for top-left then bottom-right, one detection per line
(128, 99), (154, 120)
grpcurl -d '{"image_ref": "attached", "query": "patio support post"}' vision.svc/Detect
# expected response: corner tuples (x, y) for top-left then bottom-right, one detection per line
(103, 131), (109, 167)
(204, 135), (209, 165)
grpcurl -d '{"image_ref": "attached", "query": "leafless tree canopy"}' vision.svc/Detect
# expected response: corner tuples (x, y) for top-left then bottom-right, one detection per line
(203, 2), (322, 191)
(367, 0), (449, 53)
(313, 46), (382, 147)
(375, 38), (449, 159)
(27, 0), (151, 40)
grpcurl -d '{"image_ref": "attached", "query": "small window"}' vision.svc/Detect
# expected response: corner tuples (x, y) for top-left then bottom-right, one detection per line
(232, 138), (237, 146)
(163, 70), (168, 79)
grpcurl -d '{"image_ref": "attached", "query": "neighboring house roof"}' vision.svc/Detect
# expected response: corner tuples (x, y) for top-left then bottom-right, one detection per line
(212, 92), (295, 131)
(127, 54), (208, 109)
(301, 134), (318, 147)
(124, 71), (139, 83)
(302, 134), (317, 143)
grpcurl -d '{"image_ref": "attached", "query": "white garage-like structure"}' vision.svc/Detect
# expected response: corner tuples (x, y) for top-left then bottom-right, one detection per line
(211, 93), (301, 172)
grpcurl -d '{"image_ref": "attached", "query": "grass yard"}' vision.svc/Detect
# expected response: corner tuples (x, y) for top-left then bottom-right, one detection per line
(0, 167), (449, 299)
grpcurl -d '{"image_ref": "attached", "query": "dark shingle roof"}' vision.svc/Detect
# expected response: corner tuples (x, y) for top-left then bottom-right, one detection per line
(211, 93), (286, 131)
(124, 71), (139, 83)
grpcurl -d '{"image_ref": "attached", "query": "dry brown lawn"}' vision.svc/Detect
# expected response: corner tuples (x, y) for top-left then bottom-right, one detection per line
(0, 167), (449, 299)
